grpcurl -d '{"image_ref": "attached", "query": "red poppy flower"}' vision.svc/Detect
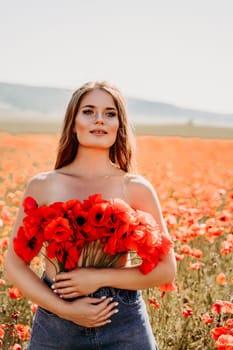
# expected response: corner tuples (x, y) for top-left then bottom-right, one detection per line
(22, 214), (44, 239)
(0, 325), (5, 339)
(88, 202), (109, 227)
(13, 227), (43, 263)
(62, 199), (82, 212)
(23, 196), (38, 215)
(215, 334), (233, 349)
(157, 282), (177, 292)
(211, 301), (233, 315)
(82, 193), (106, 210)
(182, 307), (193, 318)
(106, 199), (134, 227)
(8, 287), (23, 300)
(47, 240), (81, 271)
(226, 319), (233, 330)
(216, 272), (227, 286)
(201, 313), (214, 324)
(14, 194), (173, 276)
(44, 217), (73, 241)
(12, 344), (22, 350)
(15, 324), (30, 341)
(189, 262), (204, 270)
(148, 297), (160, 309)
(212, 326), (229, 341)
(30, 303), (38, 313)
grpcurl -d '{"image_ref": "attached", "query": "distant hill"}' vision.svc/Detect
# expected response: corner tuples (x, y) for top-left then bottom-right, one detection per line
(0, 81), (233, 129)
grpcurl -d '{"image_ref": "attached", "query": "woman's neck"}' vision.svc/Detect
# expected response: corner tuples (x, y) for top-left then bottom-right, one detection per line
(66, 146), (120, 178)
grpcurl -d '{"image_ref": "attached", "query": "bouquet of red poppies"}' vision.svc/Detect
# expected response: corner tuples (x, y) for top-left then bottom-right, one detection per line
(14, 194), (173, 275)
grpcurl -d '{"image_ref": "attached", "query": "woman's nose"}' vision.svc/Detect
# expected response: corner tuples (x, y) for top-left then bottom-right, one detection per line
(95, 112), (104, 123)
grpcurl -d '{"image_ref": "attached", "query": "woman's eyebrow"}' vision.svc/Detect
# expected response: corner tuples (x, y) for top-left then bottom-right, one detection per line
(80, 104), (95, 108)
(80, 104), (117, 110)
(106, 107), (117, 111)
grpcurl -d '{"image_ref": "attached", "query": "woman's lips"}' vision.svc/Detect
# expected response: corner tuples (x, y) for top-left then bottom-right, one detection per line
(90, 129), (108, 135)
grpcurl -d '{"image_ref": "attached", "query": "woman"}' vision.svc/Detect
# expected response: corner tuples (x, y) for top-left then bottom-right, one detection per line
(5, 81), (176, 349)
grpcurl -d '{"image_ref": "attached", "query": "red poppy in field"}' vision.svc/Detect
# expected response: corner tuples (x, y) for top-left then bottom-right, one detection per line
(226, 319), (233, 330)
(30, 303), (38, 313)
(148, 297), (160, 309)
(8, 287), (22, 300)
(221, 235), (233, 255)
(0, 324), (5, 338)
(0, 278), (6, 286)
(0, 237), (9, 249)
(211, 300), (233, 314)
(175, 252), (184, 261)
(182, 306), (193, 318)
(201, 313), (214, 324)
(11, 311), (20, 320)
(215, 334), (233, 350)
(15, 324), (30, 340)
(216, 272), (227, 286)
(12, 344), (22, 350)
(189, 261), (204, 270)
(212, 326), (229, 341)
(157, 282), (177, 292)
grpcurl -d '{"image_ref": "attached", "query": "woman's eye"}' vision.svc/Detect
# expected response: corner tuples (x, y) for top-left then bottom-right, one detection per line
(83, 109), (94, 115)
(106, 112), (117, 118)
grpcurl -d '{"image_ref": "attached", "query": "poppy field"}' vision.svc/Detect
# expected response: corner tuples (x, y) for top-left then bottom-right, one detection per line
(0, 131), (233, 350)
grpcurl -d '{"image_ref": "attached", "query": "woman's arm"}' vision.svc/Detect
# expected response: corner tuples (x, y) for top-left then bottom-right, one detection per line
(5, 175), (118, 327)
(52, 251), (175, 298)
(52, 175), (176, 298)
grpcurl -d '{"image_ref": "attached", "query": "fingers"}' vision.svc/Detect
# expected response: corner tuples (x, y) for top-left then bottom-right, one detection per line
(52, 284), (75, 295)
(88, 296), (110, 305)
(97, 298), (119, 317)
(54, 272), (72, 282)
(92, 298), (119, 326)
(71, 297), (119, 328)
(57, 292), (80, 299)
(86, 297), (119, 327)
(52, 280), (72, 289)
(52, 285), (82, 299)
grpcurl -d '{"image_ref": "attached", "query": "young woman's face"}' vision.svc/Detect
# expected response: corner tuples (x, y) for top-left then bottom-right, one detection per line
(74, 89), (119, 150)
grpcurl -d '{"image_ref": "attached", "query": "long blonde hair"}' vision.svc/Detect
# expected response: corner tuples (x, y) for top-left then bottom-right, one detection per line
(54, 81), (135, 172)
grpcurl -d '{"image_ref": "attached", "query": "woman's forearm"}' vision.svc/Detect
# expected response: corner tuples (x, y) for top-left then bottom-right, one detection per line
(5, 249), (68, 317)
(97, 251), (177, 290)
(5, 248), (119, 327)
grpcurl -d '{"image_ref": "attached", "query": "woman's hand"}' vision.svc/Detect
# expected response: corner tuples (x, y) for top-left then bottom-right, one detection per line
(61, 296), (119, 327)
(52, 268), (104, 298)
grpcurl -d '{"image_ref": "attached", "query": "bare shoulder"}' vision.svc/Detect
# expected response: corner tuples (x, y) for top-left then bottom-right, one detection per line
(24, 170), (57, 205)
(11, 171), (57, 234)
(124, 174), (158, 209)
(124, 173), (167, 231)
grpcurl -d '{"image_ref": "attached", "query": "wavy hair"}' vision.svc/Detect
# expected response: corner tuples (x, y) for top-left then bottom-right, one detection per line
(54, 81), (135, 172)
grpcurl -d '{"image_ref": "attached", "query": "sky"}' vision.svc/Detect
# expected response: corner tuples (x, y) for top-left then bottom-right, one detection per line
(0, 0), (233, 114)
